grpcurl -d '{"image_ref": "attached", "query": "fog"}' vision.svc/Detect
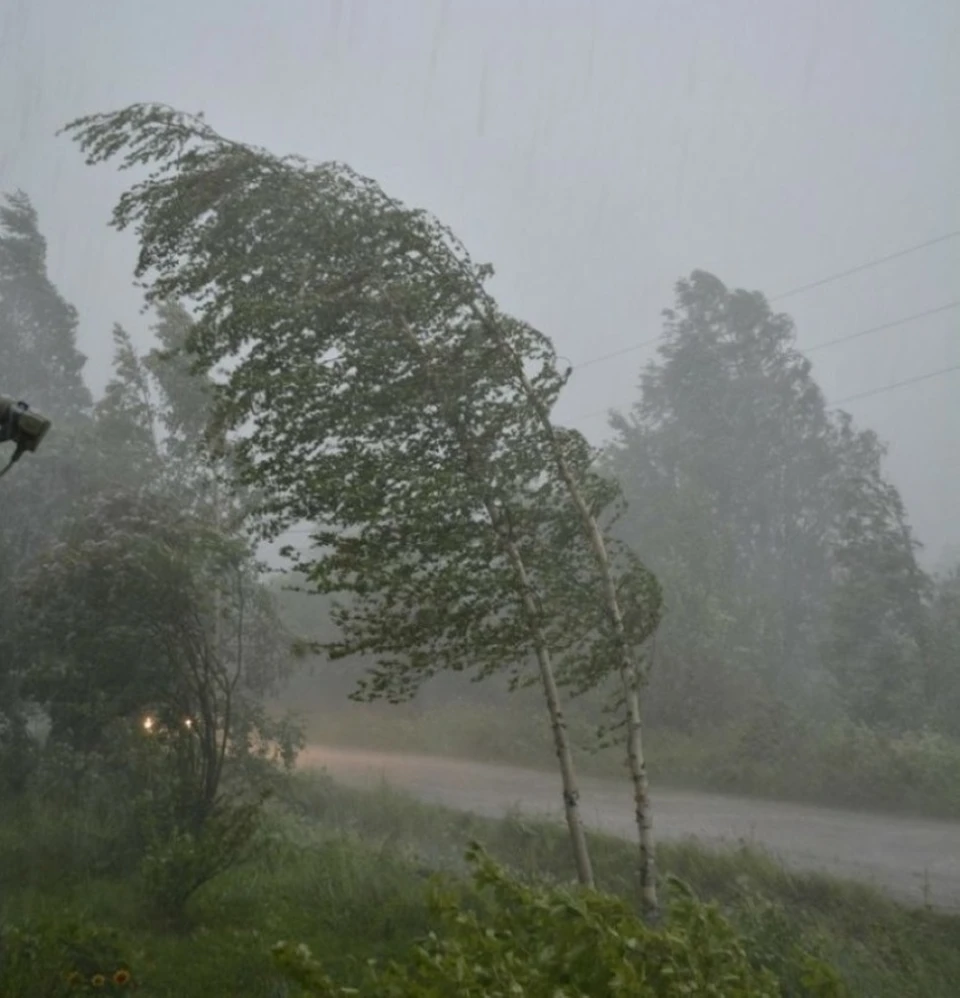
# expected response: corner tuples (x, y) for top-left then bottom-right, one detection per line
(2, 2), (960, 992)
(2, 0), (957, 563)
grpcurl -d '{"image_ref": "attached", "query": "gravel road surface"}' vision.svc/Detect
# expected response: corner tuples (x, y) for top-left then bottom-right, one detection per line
(300, 745), (960, 911)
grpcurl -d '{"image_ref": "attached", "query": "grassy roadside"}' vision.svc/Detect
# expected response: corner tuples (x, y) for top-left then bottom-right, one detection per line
(288, 698), (960, 819)
(287, 773), (960, 997)
(3, 771), (959, 996)
(2, 771), (959, 996)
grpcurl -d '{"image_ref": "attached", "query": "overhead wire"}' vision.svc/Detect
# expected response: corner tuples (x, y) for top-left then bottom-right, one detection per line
(803, 301), (960, 354)
(768, 229), (960, 302)
(830, 363), (960, 407)
(570, 225), (960, 374)
(577, 361), (960, 423)
(574, 299), (959, 421)
(572, 299), (959, 373)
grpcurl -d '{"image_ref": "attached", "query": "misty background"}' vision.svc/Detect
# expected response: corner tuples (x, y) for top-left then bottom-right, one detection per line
(1, 0), (956, 567)
(4, 6), (960, 992)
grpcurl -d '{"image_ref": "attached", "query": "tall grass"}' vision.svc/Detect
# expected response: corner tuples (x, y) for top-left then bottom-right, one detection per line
(2, 772), (959, 996)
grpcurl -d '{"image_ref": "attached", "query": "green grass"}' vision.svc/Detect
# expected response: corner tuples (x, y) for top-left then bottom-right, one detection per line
(280, 773), (960, 997)
(2, 774), (959, 996)
(287, 698), (960, 819)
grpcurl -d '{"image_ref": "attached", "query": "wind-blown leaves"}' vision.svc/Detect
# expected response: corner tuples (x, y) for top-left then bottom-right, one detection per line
(64, 102), (662, 703)
(65, 104), (664, 894)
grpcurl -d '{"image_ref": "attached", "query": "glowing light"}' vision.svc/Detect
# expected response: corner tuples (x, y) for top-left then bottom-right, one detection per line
(184, 718), (193, 729)
(142, 716), (155, 732)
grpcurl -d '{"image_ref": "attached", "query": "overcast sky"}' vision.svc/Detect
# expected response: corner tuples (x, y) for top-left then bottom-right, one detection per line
(1, 0), (957, 564)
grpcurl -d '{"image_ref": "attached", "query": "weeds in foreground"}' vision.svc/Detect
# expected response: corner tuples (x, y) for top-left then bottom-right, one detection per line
(273, 842), (850, 997)
(1, 774), (959, 997)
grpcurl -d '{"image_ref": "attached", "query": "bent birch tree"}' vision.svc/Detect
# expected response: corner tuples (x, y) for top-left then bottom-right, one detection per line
(64, 103), (663, 899)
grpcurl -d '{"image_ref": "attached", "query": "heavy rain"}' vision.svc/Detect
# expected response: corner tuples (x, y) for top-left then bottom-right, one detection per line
(1, 2), (958, 995)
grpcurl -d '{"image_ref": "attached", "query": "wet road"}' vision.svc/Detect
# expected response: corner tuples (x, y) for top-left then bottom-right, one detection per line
(299, 745), (960, 911)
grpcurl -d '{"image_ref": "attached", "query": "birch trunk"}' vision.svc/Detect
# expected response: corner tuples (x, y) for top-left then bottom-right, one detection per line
(499, 533), (595, 888)
(472, 306), (659, 913)
(383, 296), (595, 887)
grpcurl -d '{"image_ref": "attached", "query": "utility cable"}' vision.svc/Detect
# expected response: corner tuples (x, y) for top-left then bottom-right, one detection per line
(570, 228), (959, 373)
(578, 361), (960, 422)
(573, 300), (959, 373)
(830, 363), (960, 407)
(769, 229), (960, 302)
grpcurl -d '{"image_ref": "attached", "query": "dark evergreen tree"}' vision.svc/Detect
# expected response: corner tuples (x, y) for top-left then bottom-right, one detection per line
(0, 190), (91, 417)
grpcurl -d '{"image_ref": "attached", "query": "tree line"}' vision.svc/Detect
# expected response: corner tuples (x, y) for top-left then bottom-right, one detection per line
(0, 102), (956, 927)
(603, 270), (959, 743)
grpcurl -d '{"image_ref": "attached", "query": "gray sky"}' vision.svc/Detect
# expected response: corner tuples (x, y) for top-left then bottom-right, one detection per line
(2, 0), (957, 563)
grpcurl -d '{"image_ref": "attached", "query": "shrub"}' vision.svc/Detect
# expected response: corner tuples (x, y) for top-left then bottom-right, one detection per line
(273, 842), (850, 997)
(138, 792), (267, 926)
(0, 917), (137, 997)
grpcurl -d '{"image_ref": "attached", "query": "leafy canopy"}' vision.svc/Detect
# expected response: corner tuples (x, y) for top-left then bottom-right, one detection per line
(63, 103), (661, 703)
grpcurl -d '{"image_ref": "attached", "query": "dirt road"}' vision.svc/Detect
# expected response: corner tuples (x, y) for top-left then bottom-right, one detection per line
(300, 744), (960, 911)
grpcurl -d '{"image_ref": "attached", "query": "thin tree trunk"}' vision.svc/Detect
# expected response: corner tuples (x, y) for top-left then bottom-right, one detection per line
(382, 294), (595, 887)
(622, 682), (656, 912)
(471, 305), (658, 912)
(499, 532), (595, 888)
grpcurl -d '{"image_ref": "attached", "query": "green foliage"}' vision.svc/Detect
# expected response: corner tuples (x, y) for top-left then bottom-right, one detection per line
(273, 843), (846, 997)
(281, 775), (960, 998)
(138, 793), (266, 925)
(604, 270), (931, 733)
(94, 323), (161, 484)
(0, 706), (38, 798)
(4, 771), (960, 997)
(62, 103), (662, 709)
(143, 300), (221, 467)
(18, 489), (285, 756)
(0, 190), (100, 802)
(0, 179), (305, 938)
(822, 415), (929, 731)
(0, 189), (92, 417)
(0, 918), (136, 997)
(62, 101), (668, 900)
(15, 482), (298, 921)
(924, 565), (960, 738)
(733, 890), (852, 996)
(655, 715), (960, 817)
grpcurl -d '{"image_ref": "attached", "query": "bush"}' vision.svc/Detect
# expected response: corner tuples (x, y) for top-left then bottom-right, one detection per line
(707, 719), (960, 816)
(138, 792), (267, 926)
(0, 917), (137, 997)
(273, 843), (849, 997)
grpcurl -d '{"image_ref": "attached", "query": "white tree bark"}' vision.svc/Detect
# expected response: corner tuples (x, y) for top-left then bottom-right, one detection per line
(473, 307), (659, 913)
(498, 530), (595, 888)
(385, 296), (596, 887)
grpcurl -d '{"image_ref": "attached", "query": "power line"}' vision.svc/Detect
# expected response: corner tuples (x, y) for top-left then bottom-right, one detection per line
(574, 335), (662, 372)
(572, 298), (958, 375)
(570, 229), (960, 374)
(578, 361), (960, 423)
(830, 363), (960, 407)
(804, 301), (960, 354)
(769, 229), (960, 302)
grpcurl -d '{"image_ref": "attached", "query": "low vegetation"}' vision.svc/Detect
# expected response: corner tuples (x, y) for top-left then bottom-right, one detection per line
(3, 771), (960, 996)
